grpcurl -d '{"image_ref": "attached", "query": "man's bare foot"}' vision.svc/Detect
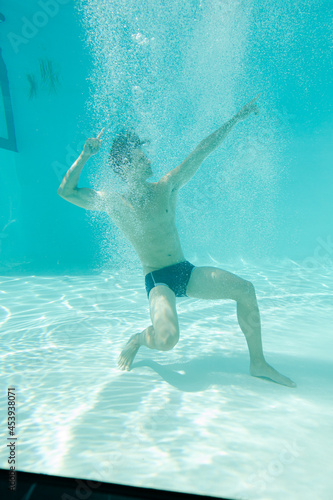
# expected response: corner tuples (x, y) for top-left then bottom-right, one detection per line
(250, 360), (296, 388)
(118, 333), (141, 371)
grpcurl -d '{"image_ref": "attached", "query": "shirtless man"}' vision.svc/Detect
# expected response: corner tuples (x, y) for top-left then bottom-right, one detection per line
(57, 95), (296, 388)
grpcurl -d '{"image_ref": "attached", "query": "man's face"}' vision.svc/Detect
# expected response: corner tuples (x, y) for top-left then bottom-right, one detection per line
(130, 147), (153, 178)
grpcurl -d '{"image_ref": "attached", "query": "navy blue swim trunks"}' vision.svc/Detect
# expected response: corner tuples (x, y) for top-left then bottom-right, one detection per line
(145, 260), (196, 299)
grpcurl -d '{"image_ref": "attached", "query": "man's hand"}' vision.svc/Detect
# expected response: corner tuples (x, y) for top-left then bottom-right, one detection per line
(236, 94), (260, 121)
(82, 128), (105, 157)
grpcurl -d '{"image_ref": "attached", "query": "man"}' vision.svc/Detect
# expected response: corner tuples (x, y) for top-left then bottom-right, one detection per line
(57, 95), (296, 388)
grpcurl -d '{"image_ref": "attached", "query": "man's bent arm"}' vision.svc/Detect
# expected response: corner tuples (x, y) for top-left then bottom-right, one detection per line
(57, 128), (104, 196)
(57, 128), (107, 211)
(57, 151), (90, 196)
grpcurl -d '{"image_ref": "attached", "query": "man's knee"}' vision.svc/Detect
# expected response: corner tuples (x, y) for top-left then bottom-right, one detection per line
(155, 326), (179, 351)
(245, 280), (255, 293)
(159, 337), (179, 351)
(238, 279), (256, 303)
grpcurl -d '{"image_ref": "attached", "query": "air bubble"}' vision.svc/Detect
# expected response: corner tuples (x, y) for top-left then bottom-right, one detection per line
(132, 86), (143, 99)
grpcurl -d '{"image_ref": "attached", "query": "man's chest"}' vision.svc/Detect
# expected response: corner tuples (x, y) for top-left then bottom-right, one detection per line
(106, 184), (177, 231)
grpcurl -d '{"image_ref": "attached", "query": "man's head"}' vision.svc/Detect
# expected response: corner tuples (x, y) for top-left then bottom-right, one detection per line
(108, 128), (152, 183)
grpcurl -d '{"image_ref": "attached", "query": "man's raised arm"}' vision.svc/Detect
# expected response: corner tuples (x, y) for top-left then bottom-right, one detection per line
(162, 95), (260, 190)
(57, 128), (106, 211)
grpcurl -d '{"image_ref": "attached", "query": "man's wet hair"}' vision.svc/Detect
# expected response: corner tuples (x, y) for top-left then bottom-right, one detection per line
(108, 128), (146, 182)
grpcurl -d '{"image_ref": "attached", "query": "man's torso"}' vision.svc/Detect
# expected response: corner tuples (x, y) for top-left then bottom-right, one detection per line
(104, 180), (185, 275)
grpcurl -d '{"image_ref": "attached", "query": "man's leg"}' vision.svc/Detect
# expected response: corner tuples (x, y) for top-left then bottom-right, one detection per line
(186, 266), (296, 387)
(118, 285), (179, 371)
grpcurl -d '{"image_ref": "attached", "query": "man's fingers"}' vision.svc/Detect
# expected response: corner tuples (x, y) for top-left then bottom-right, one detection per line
(251, 93), (261, 103)
(96, 127), (105, 139)
(96, 128), (104, 139)
(246, 94), (261, 107)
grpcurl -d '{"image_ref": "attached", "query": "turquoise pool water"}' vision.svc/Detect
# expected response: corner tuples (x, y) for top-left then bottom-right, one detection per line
(1, 260), (333, 499)
(0, 1), (332, 499)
